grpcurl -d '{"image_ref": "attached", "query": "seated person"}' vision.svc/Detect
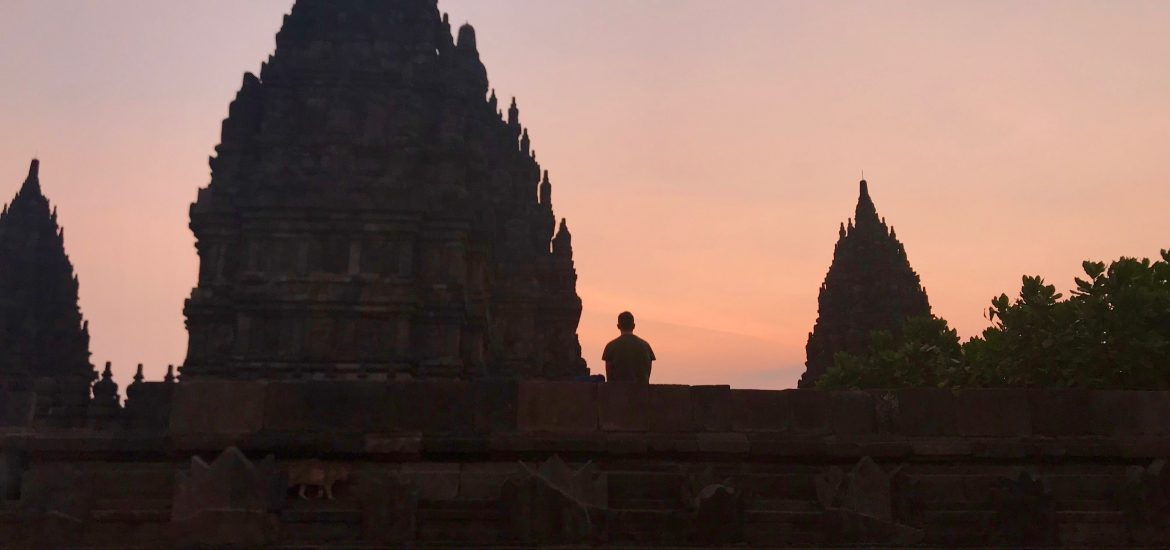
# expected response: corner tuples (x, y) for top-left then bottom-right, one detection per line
(602, 312), (656, 383)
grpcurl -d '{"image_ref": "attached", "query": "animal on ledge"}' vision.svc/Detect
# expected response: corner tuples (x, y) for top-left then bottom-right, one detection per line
(286, 460), (350, 500)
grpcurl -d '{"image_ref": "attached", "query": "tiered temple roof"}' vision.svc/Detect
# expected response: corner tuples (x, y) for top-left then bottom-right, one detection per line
(800, 179), (931, 387)
(0, 160), (95, 418)
(183, 0), (585, 381)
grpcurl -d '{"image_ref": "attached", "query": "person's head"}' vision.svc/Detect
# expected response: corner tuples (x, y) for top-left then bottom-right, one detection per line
(617, 311), (635, 334)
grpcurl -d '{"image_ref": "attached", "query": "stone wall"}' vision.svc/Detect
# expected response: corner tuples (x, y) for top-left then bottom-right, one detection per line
(3, 382), (1169, 547)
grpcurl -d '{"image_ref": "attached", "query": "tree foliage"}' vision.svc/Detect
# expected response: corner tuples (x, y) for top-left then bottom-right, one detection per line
(819, 251), (1170, 389)
(817, 316), (963, 390)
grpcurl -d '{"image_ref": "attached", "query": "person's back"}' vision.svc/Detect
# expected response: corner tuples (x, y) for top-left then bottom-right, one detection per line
(602, 312), (655, 383)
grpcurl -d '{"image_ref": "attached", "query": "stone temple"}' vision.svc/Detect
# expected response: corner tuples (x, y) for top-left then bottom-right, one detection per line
(800, 179), (931, 387)
(4, 2), (1170, 548)
(0, 160), (95, 426)
(183, 0), (585, 382)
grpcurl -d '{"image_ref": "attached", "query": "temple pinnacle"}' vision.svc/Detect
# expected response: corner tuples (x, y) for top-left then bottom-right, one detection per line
(22, 158), (42, 194)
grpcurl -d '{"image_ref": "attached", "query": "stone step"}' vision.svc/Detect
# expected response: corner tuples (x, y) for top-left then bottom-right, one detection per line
(90, 509), (170, 522)
(281, 508), (363, 524)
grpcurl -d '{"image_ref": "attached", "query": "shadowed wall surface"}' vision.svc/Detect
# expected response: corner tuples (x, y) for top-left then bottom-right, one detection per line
(5, 381), (1170, 547)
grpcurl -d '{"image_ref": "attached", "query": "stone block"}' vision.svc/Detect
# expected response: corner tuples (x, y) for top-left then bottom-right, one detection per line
(599, 383), (649, 432)
(400, 463), (461, 501)
(829, 391), (876, 436)
(472, 379), (518, 433)
(890, 389), (956, 437)
(692, 483), (745, 544)
(788, 390), (829, 435)
(647, 385), (693, 432)
(518, 382), (598, 432)
(1090, 391), (1170, 437)
(1141, 393), (1170, 436)
(1058, 520), (1128, 548)
(170, 510), (280, 548)
(21, 464), (93, 520)
(955, 389), (1031, 437)
(608, 472), (687, 506)
(1, 448), (27, 501)
(1088, 391), (1138, 437)
(264, 382), (389, 433)
(124, 383), (175, 432)
(1029, 390), (1093, 437)
(749, 435), (826, 457)
(605, 433), (649, 454)
(910, 439), (972, 457)
(459, 463), (520, 500)
(420, 435), (488, 455)
(691, 386), (733, 432)
(365, 435), (421, 455)
(0, 391), (36, 429)
(731, 390), (790, 432)
(400, 381), (474, 433)
(171, 382), (265, 436)
(697, 433), (751, 454)
(646, 434), (699, 454)
(356, 475), (418, 546)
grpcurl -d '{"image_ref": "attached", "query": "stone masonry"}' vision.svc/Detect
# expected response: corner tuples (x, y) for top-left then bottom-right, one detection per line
(3, 382), (1170, 548)
(183, 0), (585, 382)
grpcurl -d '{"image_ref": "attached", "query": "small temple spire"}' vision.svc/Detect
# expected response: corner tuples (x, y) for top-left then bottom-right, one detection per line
(508, 97), (519, 127)
(165, 364), (176, 383)
(22, 159), (41, 195)
(520, 128), (531, 154)
(553, 218), (573, 258)
(93, 361), (117, 399)
(456, 23), (478, 52)
(133, 363), (145, 385)
(854, 178), (879, 226)
(540, 170), (553, 206)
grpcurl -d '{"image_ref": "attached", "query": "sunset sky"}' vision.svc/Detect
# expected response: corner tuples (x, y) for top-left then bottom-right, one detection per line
(2, 0), (1168, 389)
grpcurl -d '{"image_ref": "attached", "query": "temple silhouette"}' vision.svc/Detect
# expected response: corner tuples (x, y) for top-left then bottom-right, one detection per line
(0, 161), (95, 426)
(184, 0), (584, 382)
(801, 179), (931, 387)
(1, 1), (1168, 548)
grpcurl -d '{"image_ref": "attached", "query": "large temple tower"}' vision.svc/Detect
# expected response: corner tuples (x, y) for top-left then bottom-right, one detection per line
(800, 179), (932, 387)
(182, 0), (586, 381)
(0, 160), (96, 420)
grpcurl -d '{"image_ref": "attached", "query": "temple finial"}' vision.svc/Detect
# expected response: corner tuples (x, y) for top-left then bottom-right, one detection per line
(508, 97), (520, 127)
(553, 218), (573, 256)
(21, 158), (42, 194)
(457, 23), (477, 51)
(540, 170), (552, 206)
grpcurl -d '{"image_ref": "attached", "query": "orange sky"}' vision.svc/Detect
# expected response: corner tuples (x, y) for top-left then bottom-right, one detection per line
(2, 0), (1168, 389)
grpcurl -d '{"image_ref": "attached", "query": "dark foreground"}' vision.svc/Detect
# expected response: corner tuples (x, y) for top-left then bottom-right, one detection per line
(3, 381), (1169, 548)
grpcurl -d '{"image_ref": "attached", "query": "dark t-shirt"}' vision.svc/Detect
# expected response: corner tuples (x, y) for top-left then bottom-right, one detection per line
(602, 334), (656, 383)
